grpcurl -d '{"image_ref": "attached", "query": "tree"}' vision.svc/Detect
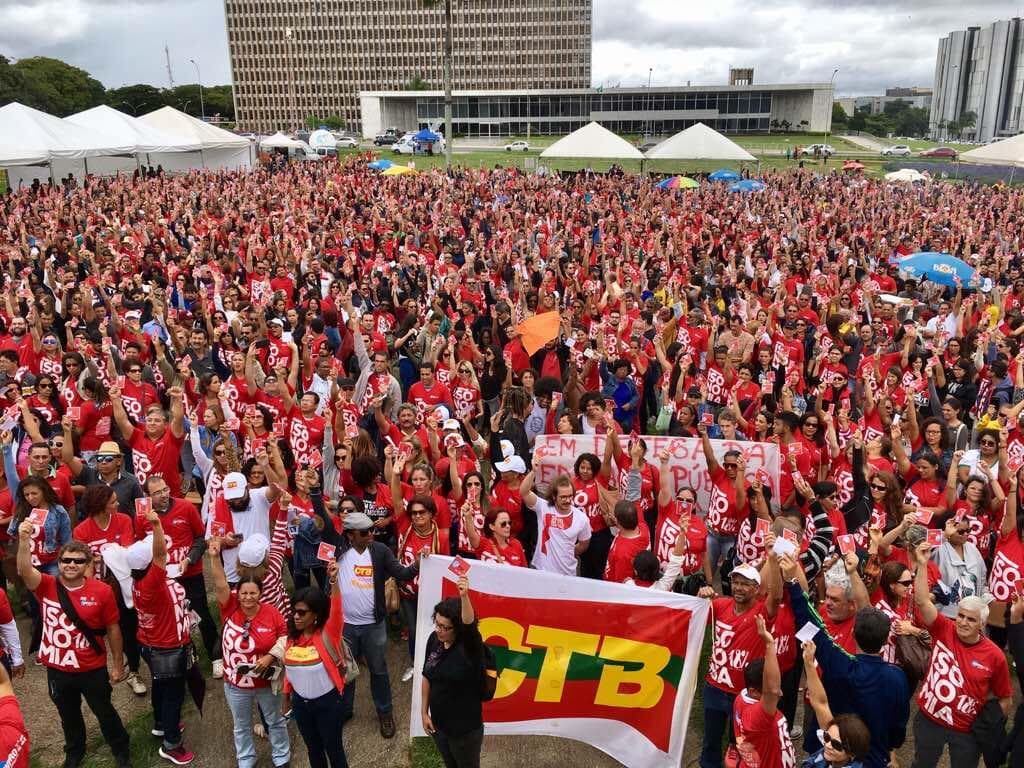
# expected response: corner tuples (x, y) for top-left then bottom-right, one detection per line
(105, 84), (166, 116)
(831, 103), (848, 126)
(13, 56), (105, 116)
(305, 114), (345, 131)
(405, 74), (431, 91)
(957, 110), (977, 139)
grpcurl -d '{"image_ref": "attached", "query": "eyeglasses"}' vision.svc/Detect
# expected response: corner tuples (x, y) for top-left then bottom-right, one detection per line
(60, 557), (89, 565)
(292, 608), (310, 617)
(816, 729), (848, 754)
(896, 579), (914, 586)
(870, 484), (887, 491)
(97, 456), (119, 463)
(38, 383), (53, 389)
(434, 620), (454, 632)
(980, 440), (997, 447)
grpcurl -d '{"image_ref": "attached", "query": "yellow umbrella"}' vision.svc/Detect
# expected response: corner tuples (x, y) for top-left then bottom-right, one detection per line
(381, 165), (416, 176)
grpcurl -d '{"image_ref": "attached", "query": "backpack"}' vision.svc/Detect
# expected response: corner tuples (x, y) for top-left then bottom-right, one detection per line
(480, 643), (498, 701)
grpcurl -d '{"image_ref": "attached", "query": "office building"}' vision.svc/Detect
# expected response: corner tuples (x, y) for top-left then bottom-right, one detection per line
(223, 0), (592, 133)
(930, 18), (1024, 141)
(360, 82), (833, 138)
(837, 90), (932, 117)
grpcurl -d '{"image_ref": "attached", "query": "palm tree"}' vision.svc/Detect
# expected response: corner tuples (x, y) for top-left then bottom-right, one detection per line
(422, 0), (453, 169)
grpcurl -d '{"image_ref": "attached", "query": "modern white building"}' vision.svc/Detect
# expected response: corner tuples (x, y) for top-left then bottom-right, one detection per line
(930, 18), (1024, 141)
(223, 0), (592, 133)
(360, 83), (834, 139)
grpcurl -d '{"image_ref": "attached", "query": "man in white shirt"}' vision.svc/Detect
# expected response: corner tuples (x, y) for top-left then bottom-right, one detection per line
(520, 471), (591, 576)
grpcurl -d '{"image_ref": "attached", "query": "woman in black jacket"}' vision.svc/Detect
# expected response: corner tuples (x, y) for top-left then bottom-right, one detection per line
(421, 574), (485, 768)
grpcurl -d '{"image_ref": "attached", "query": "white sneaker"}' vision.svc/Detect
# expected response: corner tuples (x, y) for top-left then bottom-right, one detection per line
(127, 672), (147, 696)
(401, 666), (414, 682)
(212, 659), (224, 679)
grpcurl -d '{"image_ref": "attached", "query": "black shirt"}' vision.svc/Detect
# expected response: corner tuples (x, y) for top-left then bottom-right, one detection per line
(423, 624), (484, 737)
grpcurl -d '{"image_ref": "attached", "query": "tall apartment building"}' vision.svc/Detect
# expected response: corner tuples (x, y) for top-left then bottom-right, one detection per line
(930, 18), (1024, 141)
(223, 0), (592, 133)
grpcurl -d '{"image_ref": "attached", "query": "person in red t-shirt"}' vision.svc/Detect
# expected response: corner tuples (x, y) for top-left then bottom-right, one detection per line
(603, 500), (650, 583)
(697, 562), (778, 768)
(407, 363), (454, 426)
(16, 528), (130, 767)
(0, 664), (29, 768)
(112, 384), (186, 493)
(910, 540), (1013, 766)
(128, 507), (196, 765)
(699, 426), (748, 571)
(732, 616), (796, 768)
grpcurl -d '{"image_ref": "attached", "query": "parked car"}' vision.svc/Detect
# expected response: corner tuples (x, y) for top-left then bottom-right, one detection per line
(798, 143), (835, 157)
(504, 140), (530, 152)
(919, 146), (958, 159)
(881, 144), (912, 157)
(393, 135), (446, 155)
(336, 136), (358, 149)
(374, 130), (400, 146)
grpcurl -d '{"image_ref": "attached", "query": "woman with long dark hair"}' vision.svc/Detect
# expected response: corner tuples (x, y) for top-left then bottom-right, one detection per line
(421, 574), (486, 768)
(282, 564), (349, 768)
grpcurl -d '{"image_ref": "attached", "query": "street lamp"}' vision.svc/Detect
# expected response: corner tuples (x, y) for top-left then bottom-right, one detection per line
(190, 58), (205, 122)
(825, 68), (839, 148)
(647, 67), (653, 139)
(182, 100), (192, 116)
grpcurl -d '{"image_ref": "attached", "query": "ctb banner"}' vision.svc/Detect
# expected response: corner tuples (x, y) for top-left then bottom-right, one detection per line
(411, 556), (710, 768)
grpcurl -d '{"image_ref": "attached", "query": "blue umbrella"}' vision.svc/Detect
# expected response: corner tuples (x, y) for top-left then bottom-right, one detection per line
(414, 129), (441, 142)
(729, 179), (766, 193)
(709, 169), (741, 182)
(898, 252), (975, 289)
(368, 158), (393, 170)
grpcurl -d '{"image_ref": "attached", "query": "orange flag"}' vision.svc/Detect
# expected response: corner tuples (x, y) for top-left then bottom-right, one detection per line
(516, 312), (561, 356)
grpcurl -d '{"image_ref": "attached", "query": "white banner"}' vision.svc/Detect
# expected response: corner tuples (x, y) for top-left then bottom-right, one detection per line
(411, 556), (711, 768)
(532, 433), (781, 509)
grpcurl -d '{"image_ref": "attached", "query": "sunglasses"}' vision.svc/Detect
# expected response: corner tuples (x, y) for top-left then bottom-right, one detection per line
(723, 463), (738, 469)
(980, 440), (997, 447)
(97, 456), (119, 463)
(496, 520), (511, 527)
(896, 578), (914, 586)
(38, 383), (53, 389)
(292, 608), (310, 617)
(60, 557), (89, 565)
(870, 484), (887, 491)
(816, 729), (848, 754)
(340, 506), (357, 513)
(214, 449), (227, 456)
(804, 422), (819, 428)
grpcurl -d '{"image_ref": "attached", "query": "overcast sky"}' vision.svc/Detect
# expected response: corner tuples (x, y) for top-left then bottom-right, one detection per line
(0, 0), (1017, 96)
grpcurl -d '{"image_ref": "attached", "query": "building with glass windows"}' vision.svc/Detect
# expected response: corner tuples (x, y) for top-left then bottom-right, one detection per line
(359, 83), (833, 139)
(930, 18), (1024, 142)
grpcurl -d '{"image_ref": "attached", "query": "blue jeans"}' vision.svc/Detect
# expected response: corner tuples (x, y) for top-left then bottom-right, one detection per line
(224, 683), (290, 768)
(339, 619), (392, 717)
(293, 688), (348, 768)
(700, 682), (736, 768)
(707, 531), (735, 573)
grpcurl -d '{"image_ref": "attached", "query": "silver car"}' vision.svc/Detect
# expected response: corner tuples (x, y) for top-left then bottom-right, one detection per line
(882, 145), (912, 157)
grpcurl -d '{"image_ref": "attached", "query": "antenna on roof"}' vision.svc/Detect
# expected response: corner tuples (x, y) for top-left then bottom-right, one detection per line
(165, 44), (175, 89)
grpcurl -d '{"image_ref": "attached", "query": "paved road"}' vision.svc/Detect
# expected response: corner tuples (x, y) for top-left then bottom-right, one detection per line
(839, 133), (888, 152)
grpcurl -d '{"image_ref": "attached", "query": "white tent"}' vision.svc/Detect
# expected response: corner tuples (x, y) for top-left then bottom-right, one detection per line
(961, 135), (1024, 168)
(308, 129), (337, 151)
(68, 105), (201, 153)
(259, 132), (305, 151)
(645, 122), (756, 161)
(0, 102), (138, 189)
(138, 106), (253, 172)
(885, 168), (927, 182)
(540, 122), (645, 160)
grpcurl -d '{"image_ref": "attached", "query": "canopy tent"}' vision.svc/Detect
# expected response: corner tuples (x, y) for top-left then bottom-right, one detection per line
(67, 105), (201, 153)
(540, 122), (644, 160)
(138, 106), (253, 172)
(644, 122), (756, 161)
(885, 168), (927, 183)
(259, 132), (305, 151)
(961, 135), (1024, 168)
(0, 102), (140, 189)
(308, 129), (337, 151)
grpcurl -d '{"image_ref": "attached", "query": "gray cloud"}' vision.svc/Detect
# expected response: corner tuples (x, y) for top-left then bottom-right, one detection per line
(0, 0), (1014, 99)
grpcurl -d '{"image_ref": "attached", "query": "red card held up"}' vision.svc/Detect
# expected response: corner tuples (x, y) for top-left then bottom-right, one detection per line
(926, 529), (943, 547)
(28, 507), (48, 527)
(67, 406), (81, 422)
(316, 542), (336, 562)
(212, 522), (228, 538)
(837, 534), (856, 556)
(755, 518), (771, 537)
(306, 449), (323, 469)
(135, 497), (152, 517)
(448, 555), (471, 578)
(916, 509), (933, 525)
(781, 528), (798, 544)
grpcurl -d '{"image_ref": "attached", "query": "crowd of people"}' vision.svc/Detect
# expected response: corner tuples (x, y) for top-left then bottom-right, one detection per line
(0, 152), (1021, 768)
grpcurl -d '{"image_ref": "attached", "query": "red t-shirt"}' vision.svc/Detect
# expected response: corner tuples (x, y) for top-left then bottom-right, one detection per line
(287, 409), (326, 468)
(120, 379), (160, 423)
(73, 513), (135, 579)
(476, 536), (527, 566)
(133, 498), (205, 579)
(706, 597), (769, 694)
(129, 425), (185, 496)
(989, 528), (1024, 603)
(604, 528), (651, 583)
(917, 614), (1012, 732)
(398, 526), (451, 595)
(490, 480), (524, 536)
(219, 596), (287, 689)
(706, 466), (745, 536)
(133, 563), (191, 649)
(0, 696), (29, 768)
(573, 477), (606, 533)
(407, 381), (453, 424)
(34, 574), (119, 672)
(733, 690), (796, 768)
(77, 400), (113, 452)
(654, 500), (707, 574)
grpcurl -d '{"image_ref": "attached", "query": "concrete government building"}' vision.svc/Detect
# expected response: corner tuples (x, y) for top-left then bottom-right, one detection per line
(223, 0), (592, 133)
(359, 84), (834, 138)
(930, 18), (1024, 142)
